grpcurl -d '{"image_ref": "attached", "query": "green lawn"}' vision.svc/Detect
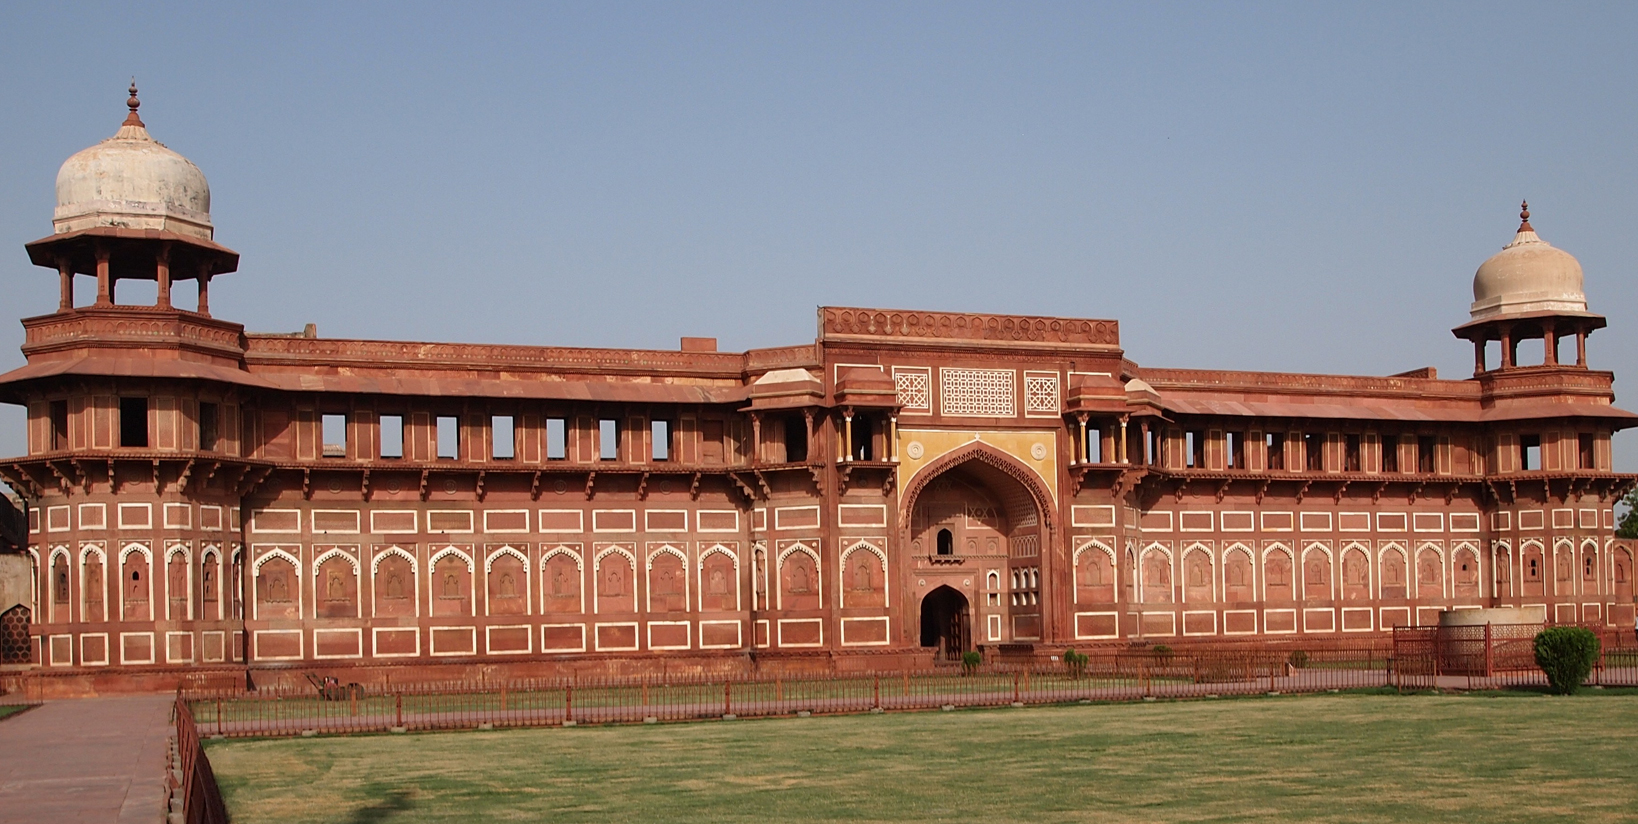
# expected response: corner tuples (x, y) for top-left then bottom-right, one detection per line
(0, 704), (31, 721)
(207, 692), (1638, 824)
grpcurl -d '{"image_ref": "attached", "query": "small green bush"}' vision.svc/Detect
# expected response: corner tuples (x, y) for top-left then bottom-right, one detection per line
(1288, 650), (1309, 669)
(1063, 648), (1088, 678)
(1152, 645), (1174, 665)
(960, 650), (983, 673)
(1534, 626), (1601, 695)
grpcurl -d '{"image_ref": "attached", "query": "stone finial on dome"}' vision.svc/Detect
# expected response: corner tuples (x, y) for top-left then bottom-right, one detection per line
(1468, 202), (1588, 321)
(123, 80), (143, 128)
(51, 82), (214, 241)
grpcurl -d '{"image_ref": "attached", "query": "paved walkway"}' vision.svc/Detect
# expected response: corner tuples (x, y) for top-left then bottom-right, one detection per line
(0, 694), (173, 824)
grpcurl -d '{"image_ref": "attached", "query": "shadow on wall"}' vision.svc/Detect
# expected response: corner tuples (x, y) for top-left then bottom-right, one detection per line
(348, 788), (416, 823)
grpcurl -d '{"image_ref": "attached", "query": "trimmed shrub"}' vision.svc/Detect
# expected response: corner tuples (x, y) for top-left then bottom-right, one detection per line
(961, 650), (983, 673)
(1152, 645), (1174, 666)
(1063, 648), (1088, 678)
(1534, 626), (1601, 695)
(1288, 650), (1310, 669)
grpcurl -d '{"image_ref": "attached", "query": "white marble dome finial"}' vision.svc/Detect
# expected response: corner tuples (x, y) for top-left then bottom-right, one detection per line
(52, 82), (214, 241)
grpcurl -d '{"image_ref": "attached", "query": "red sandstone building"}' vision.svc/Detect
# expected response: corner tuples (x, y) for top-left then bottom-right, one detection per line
(0, 90), (1633, 679)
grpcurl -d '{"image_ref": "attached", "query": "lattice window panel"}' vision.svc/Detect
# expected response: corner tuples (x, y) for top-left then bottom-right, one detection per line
(1023, 373), (1060, 416)
(893, 369), (930, 411)
(940, 369), (1016, 417)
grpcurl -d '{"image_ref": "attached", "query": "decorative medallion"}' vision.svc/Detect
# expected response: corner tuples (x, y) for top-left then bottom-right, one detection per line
(1030, 442), (1048, 461)
(906, 441), (925, 460)
(443, 479), (458, 495)
(553, 479), (568, 495)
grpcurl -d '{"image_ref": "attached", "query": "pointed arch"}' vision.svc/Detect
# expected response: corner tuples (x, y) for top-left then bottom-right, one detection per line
(901, 441), (1055, 530)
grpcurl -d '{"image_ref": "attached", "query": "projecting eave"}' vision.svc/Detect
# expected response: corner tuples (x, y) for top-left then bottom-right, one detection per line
(0, 356), (277, 403)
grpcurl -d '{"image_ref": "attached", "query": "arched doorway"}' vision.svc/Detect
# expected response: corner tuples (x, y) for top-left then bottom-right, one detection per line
(903, 444), (1054, 646)
(920, 586), (970, 659)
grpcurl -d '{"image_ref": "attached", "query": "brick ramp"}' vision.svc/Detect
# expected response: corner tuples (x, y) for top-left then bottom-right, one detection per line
(0, 694), (173, 823)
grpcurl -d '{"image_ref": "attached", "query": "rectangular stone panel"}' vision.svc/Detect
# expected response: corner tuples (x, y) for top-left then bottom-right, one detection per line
(484, 510), (529, 533)
(1140, 511), (1173, 532)
(774, 506), (820, 531)
(1341, 607), (1373, 632)
(777, 618), (823, 647)
(592, 510), (636, 533)
(1071, 505), (1116, 529)
(595, 623), (639, 651)
(371, 510), (418, 533)
(80, 633), (109, 666)
(1223, 610), (1257, 635)
(647, 622), (690, 650)
(838, 505), (888, 529)
(699, 620), (741, 649)
(1178, 512), (1213, 532)
(541, 624), (586, 652)
(1260, 512), (1294, 532)
(1138, 612), (1175, 637)
(1450, 513), (1481, 532)
(1412, 513), (1444, 533)
(485, 626), (532, 655)
(1074, 612), (1119, 639)
(312, 510), (361, 534)
(840, 616), (889, 646)
(201, 631), (225, 663)
(1376, 512), (1408, 532)
(1302, 608), (1335, 633)
(698, 510), (739, 532)
(372, 628), (419, 657)
(645, 510), (687, 532)
(428, 510), (475, 533)
(1182, 611), (1217, 636)
(430, 627), (477, 656)
(253, 629), (302, 660)
(1378, 607), (1412, 629)
(538, 510), (584, 533)
(166, 631), (193, 663)
(120, 632), (155, 664)
(1518, 510), (1545, 530)
(1220, 512), (1254, 532)
(314, 628), (362, 659)
(1304, 512), (1338, 532)
(119, 503), (153, 530)
(250, 509), (300, 533)
(1263, 609), (1297, 634)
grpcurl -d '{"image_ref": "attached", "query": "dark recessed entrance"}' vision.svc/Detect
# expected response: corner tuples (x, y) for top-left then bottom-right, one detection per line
(919, 585), (970, 660)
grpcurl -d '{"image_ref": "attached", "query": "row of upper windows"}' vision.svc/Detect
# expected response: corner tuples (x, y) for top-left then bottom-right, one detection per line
(41, 397), (817, 465)
(1075, 423), (1606, 474)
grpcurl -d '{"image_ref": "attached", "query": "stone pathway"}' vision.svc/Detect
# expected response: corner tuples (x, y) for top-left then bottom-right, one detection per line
(0, 694), (173, 823)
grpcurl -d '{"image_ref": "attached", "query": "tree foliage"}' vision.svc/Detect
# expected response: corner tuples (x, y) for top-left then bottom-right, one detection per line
(1616, 488), (1638, 539)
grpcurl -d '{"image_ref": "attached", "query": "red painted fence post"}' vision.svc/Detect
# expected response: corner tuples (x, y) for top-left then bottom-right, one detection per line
(565, 684), (573, 725)
(1484, 622), (1493, 678)
(873, 675), (880, 710)
(1013, 671), (1020, 704)
(724, 681), (732, 716)
(395, 693), (403, 729)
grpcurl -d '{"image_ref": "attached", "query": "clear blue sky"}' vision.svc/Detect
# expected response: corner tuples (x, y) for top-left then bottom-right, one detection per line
(2, 3), (1635, 471)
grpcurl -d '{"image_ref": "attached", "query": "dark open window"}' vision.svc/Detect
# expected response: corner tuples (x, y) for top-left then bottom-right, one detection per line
(119, 397), (148, 448)
(1227, 432), (1244, 469)
(1305, 433), (1324, 471)
(783, 414), (808, 463)
(1266, 432), (1284, 470)
(1417, 435), (1436, 473)
(1520, 434), (1541, 471)
(1344, 434), (1361, 472)
(198, 402), (219, 452)
(853, 415), (874, 461)
(1579, 433), (1596, 469)
(1381, 434), (1398, 473)
(50, 400), (68, 451)
(936, 528), (954, 556)
(1186, 430), (1204, 468)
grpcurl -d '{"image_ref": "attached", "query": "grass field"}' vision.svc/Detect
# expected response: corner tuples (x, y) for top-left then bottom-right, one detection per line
(207, 690), (1638, 824)
(0, 704), (31, 721)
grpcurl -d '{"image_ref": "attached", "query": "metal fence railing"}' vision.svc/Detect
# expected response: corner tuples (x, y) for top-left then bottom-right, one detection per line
(1391, 624), (1638, 692)
(184, 645), (1395, 738)
(170, 694), (228, 824)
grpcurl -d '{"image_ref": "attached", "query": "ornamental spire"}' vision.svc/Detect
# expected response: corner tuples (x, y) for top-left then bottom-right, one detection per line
(1518, 200), (1533, 233)
(122, 79), (143, 128)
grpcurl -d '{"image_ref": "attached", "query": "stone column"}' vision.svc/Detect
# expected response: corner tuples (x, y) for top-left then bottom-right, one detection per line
(1543, 326), (1558, 366)
(94, 245), (112, 306)
(57, 258), (73, 311)
(155, 244), (172, 309)
(197, 265), (212, 316)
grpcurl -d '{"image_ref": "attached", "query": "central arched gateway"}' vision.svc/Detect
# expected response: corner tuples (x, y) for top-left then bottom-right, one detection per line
(920, 586), (970, 658)
(901, 443), (1055, 649)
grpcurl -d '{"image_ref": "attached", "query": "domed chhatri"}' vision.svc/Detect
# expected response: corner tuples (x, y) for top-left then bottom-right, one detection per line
(52, 82), (214, 241)
(1470, 201), (1589, 322)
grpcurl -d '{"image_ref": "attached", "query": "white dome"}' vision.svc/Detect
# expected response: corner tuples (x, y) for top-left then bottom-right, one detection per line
(52, 86), (213, 241)
(1470, 204), (1586, 321)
